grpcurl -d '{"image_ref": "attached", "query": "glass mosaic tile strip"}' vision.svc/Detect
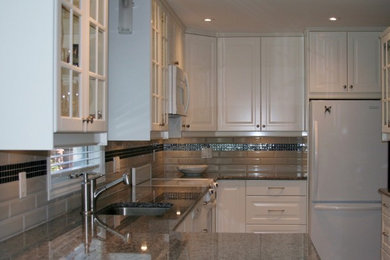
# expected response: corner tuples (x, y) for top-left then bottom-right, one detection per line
(0, 160), (47, 184)
(163, 143), (307, 152)
(105, 144), (163, 162)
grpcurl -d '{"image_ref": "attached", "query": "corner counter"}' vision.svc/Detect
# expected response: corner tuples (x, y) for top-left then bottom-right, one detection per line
(0, 183), (318, 260)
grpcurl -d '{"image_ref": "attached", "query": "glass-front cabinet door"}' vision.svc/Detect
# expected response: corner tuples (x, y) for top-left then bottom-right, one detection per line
(381, 28), (390, 138)
(56, 0), (107, 132)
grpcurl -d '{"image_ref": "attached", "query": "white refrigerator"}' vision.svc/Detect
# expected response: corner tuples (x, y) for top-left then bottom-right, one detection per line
(310, 100), (388, 260)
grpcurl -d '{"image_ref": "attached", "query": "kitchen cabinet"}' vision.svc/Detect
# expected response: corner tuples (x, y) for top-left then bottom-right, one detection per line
(382, 194), (390, 259)
(308, 31), (381, 99)
(246, 180), (306, 233)
(174, 193), (214, 233)
(381, 27), (390, 137)
(261, 37), (304, 131)
(183, 34), (217, 131)
(217, 37), (304, 132)
(108, 0), (184, 140)
(0, 0), (108, 150)
(216, 180), (246, 233)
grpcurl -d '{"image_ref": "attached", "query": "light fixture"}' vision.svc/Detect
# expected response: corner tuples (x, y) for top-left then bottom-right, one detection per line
(176, 210), (181, 216)
(329, 17), (338, 21)
(118, 0), (134, 34)
(204, 18), (213, 22)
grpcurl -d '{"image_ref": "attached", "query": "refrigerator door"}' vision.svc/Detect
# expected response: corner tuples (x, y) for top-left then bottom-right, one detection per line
(310, 100), (387, 202)
(310, 202), (381, 260)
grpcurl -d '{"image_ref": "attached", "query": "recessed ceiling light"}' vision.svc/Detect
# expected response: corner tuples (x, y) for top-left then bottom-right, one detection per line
(204, 18), (213, 22)
(329, 17), (338, 21)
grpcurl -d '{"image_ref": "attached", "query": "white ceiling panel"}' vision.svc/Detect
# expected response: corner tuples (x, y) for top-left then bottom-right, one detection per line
(165, 0), (390, 33)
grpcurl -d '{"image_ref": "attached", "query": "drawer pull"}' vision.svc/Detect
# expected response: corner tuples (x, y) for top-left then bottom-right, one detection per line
(383, 231), (389, 238)
(267, 186), (285, 190)
(383, 203), (389, 208)
(267, 209), (285, 213)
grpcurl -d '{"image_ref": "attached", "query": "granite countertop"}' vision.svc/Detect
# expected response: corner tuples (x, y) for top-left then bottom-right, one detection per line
(0, 183), (317, 260)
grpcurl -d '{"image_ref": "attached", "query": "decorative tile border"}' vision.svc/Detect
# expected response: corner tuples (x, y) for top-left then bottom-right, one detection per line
(0, 160), (47, 184)
(163, 143), (307, 152)
(105, 144), (164, 162)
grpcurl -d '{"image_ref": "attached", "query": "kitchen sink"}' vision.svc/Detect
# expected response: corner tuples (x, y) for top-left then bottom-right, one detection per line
(97, 202), (173, 216)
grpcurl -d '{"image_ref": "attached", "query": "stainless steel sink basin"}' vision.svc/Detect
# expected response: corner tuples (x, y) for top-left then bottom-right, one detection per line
(97, 202), (173, 216)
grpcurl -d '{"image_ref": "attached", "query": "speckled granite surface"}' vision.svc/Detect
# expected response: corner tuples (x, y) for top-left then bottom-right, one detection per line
(0, 182), (317, 260)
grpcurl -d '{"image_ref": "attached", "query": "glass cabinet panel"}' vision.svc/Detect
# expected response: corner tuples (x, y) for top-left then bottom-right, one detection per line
(97, 80), (104, 119)
(72, 14), (80, 66)
(89, 25), (96, 73)
(61, 68), (70, 117)
(89, 78), (97, 119)
(61, 6), (70, 63)
(98, 0), (105, 25)
(98, 29), (104, 75)
(90, 0), (96, 20)
(72, 71), (80, 117)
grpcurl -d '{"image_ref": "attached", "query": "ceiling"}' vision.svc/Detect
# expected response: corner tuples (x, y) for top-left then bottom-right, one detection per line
(166, 0), (390, 34)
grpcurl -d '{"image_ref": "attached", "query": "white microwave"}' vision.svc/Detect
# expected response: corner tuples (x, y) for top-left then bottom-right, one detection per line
(168, 64), (189, 116)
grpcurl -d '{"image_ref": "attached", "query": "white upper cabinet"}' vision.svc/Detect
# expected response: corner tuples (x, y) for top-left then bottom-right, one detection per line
(217, 36), (304, 132)
(261, 37), (304, 131)
(308, 31), (380, 99)
(184, 34), (217, 131)
(108, 0), (181, 140)
(0, 0), (107, 150)
(217, 37), (261, 131)
(381, 27), (390, 137)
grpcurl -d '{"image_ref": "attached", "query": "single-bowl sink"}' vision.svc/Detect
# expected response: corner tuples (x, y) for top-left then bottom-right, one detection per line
(97, 202), (173, 216)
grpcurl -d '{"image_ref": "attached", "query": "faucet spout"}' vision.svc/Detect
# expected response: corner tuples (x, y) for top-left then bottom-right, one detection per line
(93, 173), (130, 199)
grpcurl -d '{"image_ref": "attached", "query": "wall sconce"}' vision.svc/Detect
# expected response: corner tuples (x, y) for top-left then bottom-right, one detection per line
(118, 0), (134, 34)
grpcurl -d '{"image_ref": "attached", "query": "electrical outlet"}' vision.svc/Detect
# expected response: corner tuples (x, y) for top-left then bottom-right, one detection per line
(18, 172), (27, 198)
(113, 156), (121, 173)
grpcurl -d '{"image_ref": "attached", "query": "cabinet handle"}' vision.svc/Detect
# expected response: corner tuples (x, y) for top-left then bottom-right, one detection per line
(262, 125), (266, 128)
(383, 203), (389, 208)
(256, 124), (260, 128)
(202, 229), (208, 233)
(267, 209), (285, 213)
(186, 125), (190, 128)
(159, 123), (165, 126)
(267, 186), (285, 190)
(82, 115), (94, 124)
(383, 231), (389, 238)
(349, 85), (353, 89)
(343, 85), (347, 90)
(182, 124), (186, 128)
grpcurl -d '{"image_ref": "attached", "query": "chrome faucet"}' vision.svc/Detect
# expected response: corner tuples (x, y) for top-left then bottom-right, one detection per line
(72, 172), (130, 215)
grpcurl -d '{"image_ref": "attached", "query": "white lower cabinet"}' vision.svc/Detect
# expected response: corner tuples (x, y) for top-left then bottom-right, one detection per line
(382, 194), (390, 259)
(217, 180), (307, 233)
(216, 180), (246, 233)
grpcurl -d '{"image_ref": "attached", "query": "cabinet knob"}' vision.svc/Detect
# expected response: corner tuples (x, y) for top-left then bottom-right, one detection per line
(383, 203), (389, 208)
(182, 124), (186, 128)
(262, 125), (266, 128)
(82, 115), (94, 124)
(256, 124), (260, 128)
(202, 229), (208, 233)
(349, 85), (353, 89)
(383, 231), (389, 238)
(159, 123), (165, 126)
(186, 125), (190, 128)
(343, 85), (347, 90)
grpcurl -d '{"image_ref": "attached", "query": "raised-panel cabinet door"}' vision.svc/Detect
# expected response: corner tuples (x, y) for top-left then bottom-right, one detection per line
(347, 32), (380, 94)
(309, 32), (347, 95)
(216, 180), (246, 233)
(217, 37), (260, 131)
(184, 34), (217, 131)
(261, 37), (304, 131)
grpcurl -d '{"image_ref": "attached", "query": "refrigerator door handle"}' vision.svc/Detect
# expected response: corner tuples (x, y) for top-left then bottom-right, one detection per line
(313, 203), (381, 211)
(312, 120), (319, 200)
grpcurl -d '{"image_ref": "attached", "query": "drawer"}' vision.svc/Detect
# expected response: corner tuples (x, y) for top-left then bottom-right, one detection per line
(246, 180), (306, 196)
(246, 196), (306, 225)
(383, 195), (390, 217)
(246, 224), (306, 233)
